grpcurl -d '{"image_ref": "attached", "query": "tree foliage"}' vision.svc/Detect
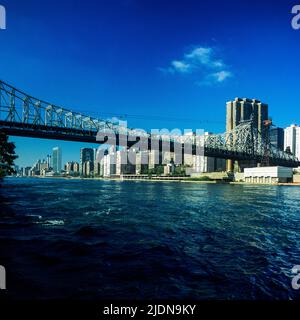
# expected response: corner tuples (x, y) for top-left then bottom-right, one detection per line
(0, 132), (18, 178)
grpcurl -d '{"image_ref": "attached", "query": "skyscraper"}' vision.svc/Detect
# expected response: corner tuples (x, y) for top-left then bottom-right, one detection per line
(80, 148), (94, 175)
(270, 127), (284, 151)
(226, 98), (269, 171)
(47, 154), (52, 169)
(52, 147), (62, 174)
(284, 124), (300, 160)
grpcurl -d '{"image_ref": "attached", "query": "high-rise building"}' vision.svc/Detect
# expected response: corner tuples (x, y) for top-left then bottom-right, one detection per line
(80, 148), (94, 175)
(270, 127), (284, 151)
(116, 150), (126, 176)
(284, 124), (300, 160)
(47, 155), (52, 169)
(135, 151), (148, 175)
(226, 98), (269, 171)
(73, 162), (80, 174)
(148, 150), (162, 169)
(83, 160), (94, 177)
(22, 167), (31, 177)
(52, 147), (62, 174)
(101, 152), (116, 177)
(65, 162), (74, 174)
(115, 149), (136, 175)
(93, 148), (98, 162)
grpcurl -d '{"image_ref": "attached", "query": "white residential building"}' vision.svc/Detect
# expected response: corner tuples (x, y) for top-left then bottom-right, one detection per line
(284, 124), (300, 160)
(101, 153), (116, 177)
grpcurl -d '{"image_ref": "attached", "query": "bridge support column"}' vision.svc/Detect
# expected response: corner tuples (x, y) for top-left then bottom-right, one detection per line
(226, 159), (233, 172)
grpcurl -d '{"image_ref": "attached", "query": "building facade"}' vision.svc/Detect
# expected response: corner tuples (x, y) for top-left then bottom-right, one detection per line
(80, 148), (94, 175)
(135, 151), (149, 174)
(83, 160), (94, 177)
(244, 166), (293, 184)
(65, 161), (79, 175)
(284, 124), (300, 160)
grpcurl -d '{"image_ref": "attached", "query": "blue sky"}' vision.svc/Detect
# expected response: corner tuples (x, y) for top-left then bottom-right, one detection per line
(1, 0), (300, 167)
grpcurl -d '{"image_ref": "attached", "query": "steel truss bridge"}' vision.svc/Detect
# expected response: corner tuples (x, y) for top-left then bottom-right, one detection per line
(0, 80), (299, 167)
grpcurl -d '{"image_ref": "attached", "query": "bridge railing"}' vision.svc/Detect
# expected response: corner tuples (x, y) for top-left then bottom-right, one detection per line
(0, 80), (136, 134)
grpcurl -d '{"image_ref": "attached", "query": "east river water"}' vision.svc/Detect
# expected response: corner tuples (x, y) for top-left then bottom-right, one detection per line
(0, 178), (300, 300)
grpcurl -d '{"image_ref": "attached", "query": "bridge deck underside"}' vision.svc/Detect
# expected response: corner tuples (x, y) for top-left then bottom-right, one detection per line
(1, 121), (299, 168)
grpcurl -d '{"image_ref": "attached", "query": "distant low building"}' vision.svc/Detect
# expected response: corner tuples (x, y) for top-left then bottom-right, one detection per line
(41, 168), (53, 176)
(244, 166), (293, 184)
(45, 171), (55, 177)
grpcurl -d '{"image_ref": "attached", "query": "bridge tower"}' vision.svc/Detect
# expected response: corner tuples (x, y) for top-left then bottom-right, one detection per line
(260, 119), (273, 167)
(226, 97), (268, 172)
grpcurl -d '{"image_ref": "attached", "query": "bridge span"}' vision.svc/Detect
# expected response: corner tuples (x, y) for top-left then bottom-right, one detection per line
(0, 80), (299, 167)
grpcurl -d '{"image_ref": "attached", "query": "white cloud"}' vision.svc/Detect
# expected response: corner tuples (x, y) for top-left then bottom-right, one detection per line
(212, 70), (232, 82)
(185, 47), (212, 66)
(171, 60), (191, 73)
(162, 46), (233, 85)
(197, 71), (233, 86)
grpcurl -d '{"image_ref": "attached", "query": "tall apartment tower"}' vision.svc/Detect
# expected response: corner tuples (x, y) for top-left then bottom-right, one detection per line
(52, 147), (62, 174)
(80, 148), (94, 175)
(226, 98), (268, 171)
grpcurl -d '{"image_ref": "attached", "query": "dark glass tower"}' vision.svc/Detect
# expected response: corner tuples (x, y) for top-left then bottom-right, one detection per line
(270, 127), (284, 151)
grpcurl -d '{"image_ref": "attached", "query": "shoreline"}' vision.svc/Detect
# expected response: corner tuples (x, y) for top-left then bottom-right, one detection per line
(6, 175), (300, 186)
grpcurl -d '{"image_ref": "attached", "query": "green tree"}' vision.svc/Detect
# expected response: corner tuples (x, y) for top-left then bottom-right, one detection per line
(0, 132), (18, 178)
(173, 165), (186, 177)
(155, 165), (164, 176)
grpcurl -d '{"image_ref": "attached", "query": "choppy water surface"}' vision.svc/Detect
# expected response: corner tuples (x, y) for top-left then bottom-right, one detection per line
(1, 178), (300, 300)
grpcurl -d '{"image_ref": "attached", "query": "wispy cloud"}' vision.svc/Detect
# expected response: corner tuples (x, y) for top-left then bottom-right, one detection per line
(171, 60), (191, 73)
(213, 70), (232, 82)
(161, 46), (233, 85)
